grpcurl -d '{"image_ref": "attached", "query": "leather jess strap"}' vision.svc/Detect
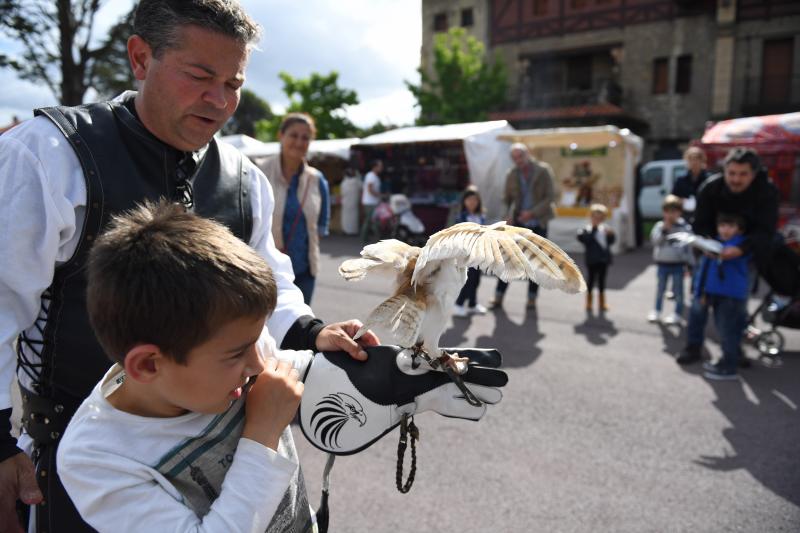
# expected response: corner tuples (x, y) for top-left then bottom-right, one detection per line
(19, 387), (83, 448)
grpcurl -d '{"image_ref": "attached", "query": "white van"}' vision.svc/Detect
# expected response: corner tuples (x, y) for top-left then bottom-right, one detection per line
(638, 159), (687, 219)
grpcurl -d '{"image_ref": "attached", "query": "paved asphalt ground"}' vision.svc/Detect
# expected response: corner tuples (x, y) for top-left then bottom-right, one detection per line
(294, 235), (800, 533)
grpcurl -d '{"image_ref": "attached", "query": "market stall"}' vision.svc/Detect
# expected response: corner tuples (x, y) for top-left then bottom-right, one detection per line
(696, 112), (800, 231)
(492, 126), (643, 254)
(353, 121), (514, 234)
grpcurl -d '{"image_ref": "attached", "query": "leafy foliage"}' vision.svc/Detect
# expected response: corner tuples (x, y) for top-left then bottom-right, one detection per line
(222, 88), (273, 137)
(257, 71), (359, 141)
(358, 120), (398, 137)
(0, 1), (134, 105)
(406, 27), (507, 125)
(91, 6), (137, 99)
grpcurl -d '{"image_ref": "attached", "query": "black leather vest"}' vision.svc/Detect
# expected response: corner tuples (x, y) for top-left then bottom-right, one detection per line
(26, 95), (252, 401)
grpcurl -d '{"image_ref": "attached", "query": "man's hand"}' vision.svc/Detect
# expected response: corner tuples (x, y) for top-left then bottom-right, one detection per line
(517, 210), (534, 223)
(720, 246), (743, 260)
(315, 320), (380, 361)
(0, 452), (42, 533)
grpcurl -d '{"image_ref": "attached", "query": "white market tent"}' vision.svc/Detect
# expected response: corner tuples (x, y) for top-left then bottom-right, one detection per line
(357, 120), (513, 146)
(357, 121), (515, 230)
(219, 134), (359, 160)
(219, 134), (276, 158)
(489, 126), (643, 253)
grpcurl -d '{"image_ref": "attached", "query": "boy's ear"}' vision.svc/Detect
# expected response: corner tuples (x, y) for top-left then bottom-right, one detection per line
(123, 344), (164, 383)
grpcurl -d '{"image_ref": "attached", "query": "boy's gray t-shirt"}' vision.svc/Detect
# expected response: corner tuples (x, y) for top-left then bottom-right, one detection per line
(155, 394), (312, 532)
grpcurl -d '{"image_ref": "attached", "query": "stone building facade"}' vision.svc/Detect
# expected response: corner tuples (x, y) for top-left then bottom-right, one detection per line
(420, 0), (800, 159)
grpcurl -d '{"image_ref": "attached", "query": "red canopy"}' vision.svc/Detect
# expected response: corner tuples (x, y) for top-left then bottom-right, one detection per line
(697, 112), (800, 228)
(701, 112), (800, 150)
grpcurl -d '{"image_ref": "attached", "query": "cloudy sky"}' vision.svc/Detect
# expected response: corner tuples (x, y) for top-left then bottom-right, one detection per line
(0, 0), (422, 128)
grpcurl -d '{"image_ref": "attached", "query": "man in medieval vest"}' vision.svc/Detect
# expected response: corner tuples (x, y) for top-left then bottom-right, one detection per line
(0, 1), (377, 531)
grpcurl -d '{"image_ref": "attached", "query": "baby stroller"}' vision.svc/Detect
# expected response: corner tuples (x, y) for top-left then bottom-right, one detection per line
(746, 241), (800, 357)
(371, 194), (427, 246)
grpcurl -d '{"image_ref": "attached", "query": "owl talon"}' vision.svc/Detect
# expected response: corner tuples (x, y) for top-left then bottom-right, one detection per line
(438, 351), (469, 375)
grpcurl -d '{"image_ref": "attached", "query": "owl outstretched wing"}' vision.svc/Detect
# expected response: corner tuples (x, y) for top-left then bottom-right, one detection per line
(412, 221), (586, 293)
(338, 239), (421, 281)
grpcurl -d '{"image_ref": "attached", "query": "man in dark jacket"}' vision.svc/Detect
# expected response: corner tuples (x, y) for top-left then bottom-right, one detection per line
(677, 147), (780, 366)
(691, 148), (779, 269)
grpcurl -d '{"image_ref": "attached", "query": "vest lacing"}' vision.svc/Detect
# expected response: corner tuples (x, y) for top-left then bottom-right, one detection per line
(175, 152), (196, 209)
(16, 288), (52, 391)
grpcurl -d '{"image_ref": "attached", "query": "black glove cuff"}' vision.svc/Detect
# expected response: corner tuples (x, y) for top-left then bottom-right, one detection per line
(281, 315), (325, 351)
(0, 408), (22, 462)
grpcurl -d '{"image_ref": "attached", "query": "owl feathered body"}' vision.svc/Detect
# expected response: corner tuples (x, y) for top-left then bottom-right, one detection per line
(338, 221), (586, 359)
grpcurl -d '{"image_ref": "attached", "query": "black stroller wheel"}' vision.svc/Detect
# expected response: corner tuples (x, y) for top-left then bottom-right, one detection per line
(395, 226), (410, 243)
(756, 330), (785, 357)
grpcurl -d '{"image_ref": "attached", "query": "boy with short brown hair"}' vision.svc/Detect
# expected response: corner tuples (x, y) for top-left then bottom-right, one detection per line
(57, 201), (313, 532)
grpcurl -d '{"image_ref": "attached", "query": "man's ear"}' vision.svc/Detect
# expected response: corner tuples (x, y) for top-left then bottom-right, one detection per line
(123, 344), (164, 383)
(127, 35), (152, 82)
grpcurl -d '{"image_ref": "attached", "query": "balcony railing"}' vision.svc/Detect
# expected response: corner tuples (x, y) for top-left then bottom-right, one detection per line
(518, 78), (622, 110)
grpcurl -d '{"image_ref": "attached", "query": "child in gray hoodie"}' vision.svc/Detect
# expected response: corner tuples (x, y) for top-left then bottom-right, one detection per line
(649, 195), (693, 323)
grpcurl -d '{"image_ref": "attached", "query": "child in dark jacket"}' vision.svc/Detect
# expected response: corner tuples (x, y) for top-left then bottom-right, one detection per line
(453, 187), (487, 317)
(577, 204), (615, 312)
(681, 213), (751, 380)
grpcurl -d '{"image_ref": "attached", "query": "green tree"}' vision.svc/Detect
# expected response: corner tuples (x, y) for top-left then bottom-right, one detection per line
(358, 120), (401, 138)
(406, 27), (507, 125)
(257, 71), (359, 141)
(91, 6), (137, 99)
(0, 1), (135, 105)
(222, 88), (273, 137)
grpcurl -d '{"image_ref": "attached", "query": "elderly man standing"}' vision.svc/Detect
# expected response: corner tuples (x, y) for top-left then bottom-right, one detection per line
(677, 147), (780, 372)
(489, 142), (557, 311)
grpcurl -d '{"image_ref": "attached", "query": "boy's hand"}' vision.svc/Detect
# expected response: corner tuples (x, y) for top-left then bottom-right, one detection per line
(242, 359), (304, 451)
(720, 246), (743, 260)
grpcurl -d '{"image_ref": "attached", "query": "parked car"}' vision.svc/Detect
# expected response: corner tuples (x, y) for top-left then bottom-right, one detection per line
(638, 159), (687, 219)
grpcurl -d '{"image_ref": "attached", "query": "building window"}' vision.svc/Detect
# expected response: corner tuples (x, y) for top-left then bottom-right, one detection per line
(461, 8), (474, 27)
(675, 55), (692, 94)
(433, 12), (448, 32)
(761, 38), (793, 104)
(533, 0), (549, 16)
(652, 57), (669, 94)
(566, 55), (593, 91)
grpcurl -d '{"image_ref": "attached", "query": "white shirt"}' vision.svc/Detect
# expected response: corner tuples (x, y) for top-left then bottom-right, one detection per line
(0, 113), (312, 412)
(56, 359), (305, 533)
(361, 171), (382, 206)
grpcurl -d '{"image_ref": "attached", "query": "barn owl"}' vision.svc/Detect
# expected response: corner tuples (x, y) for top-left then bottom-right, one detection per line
(338, 221), (586, 377)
